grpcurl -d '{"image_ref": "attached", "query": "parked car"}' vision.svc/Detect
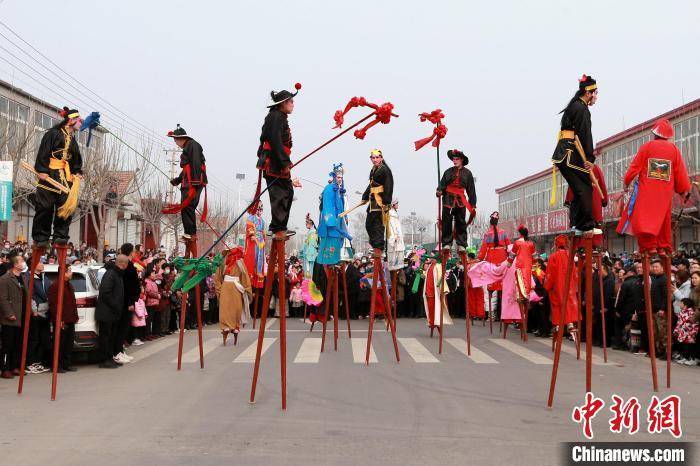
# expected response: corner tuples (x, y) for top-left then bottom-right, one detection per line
(42, 264), (100, 351)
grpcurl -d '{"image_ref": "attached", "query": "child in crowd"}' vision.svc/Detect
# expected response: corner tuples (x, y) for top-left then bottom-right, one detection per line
(131, 286), (148, 346)
(289, 282), (303, 318)
(673, 297), (698, 365)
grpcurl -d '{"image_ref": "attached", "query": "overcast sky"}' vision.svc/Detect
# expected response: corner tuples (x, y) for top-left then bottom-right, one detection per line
(1, 0), (699, 233)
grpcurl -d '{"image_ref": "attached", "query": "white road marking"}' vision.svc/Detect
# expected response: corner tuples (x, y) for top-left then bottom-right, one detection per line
(171, 337), (222, 364)
(130, 337), (178, 362)
(489, 339), (552, 364)
(234, 337), (277, 363)
(265, 318), (277, 330)
(398, 338), (439, 363)
(351, 337), (377, 363)
(446, 338), (498, 364)
(293, 338), (322, 363)
(534, 338), (618, 366)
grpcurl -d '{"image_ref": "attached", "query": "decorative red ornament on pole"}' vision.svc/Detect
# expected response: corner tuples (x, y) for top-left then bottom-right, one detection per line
(414, 109), (448, 151)
(332, 97), (399, 139)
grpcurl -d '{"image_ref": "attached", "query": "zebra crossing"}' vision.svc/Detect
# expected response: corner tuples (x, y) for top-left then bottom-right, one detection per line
(128, 330), (619, 367)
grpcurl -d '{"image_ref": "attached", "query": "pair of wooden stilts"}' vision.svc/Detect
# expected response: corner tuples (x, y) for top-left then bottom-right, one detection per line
(547, 235), (671, 407)
(17, 244), (68, 400)
(430, 249), (472, 355)
(175, 236), (205, 370)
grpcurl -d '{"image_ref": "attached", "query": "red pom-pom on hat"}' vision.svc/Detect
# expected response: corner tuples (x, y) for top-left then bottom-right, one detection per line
(295, 82), (302, 90)
(579, 74), (588, 82)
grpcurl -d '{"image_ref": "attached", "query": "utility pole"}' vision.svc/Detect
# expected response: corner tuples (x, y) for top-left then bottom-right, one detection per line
(164, 149), (181, 253)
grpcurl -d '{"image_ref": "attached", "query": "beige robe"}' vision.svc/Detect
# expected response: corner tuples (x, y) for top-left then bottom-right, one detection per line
(215, 259), (252, 331)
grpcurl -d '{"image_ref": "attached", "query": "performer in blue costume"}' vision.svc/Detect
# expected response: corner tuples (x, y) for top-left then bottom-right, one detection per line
(317, 163), (352, 265)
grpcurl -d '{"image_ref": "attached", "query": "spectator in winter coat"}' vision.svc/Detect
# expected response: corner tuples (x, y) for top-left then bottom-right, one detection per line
(0, 254), (28, 378)
(614, 268), (642, 350)
(26, 262), (51, 374)
(96, 256), (127, 369)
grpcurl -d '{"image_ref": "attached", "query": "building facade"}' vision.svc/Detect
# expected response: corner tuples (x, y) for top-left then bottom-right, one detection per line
(496, 98), (700, 254)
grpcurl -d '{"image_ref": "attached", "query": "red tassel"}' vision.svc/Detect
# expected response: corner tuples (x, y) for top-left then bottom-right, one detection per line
(247, 170), (263, 214)
(162, 186), (197, 215)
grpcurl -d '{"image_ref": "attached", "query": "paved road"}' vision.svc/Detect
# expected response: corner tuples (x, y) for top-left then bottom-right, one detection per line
(1, 318), (697, 465)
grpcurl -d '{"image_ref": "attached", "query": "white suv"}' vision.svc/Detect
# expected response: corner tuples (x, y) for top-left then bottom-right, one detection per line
(41, 264), (100, 351)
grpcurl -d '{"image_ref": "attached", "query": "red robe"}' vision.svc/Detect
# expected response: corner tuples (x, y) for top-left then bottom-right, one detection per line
(544, 247), (578, 326)
(425, 263), (437, 326)
(617, 139), (691, 251)
(477, 227), (510, 291)
(466, 262), (485, 318)
(512, 238), (535, 299)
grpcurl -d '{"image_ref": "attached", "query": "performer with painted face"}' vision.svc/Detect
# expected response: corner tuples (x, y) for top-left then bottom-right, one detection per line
(300, 214), (318, 279)
(477, 211), (510, 325)
(551, 74), (602, 235)
(436, 149), (477, 252)
(317, 164), (352, 265)
(32, 107), (83, 247)
(362, 149), (393, 256)
(167, 124), (208, 241)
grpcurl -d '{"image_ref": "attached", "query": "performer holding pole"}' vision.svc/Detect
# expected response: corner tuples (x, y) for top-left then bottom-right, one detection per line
(551, 74), (602, 236)
(250, 83), (303, 410)
(363, 148), (400, 364)
(244, 205), (266, 328)
(617, 118), (691, 390)
(299, 214), (318, 323)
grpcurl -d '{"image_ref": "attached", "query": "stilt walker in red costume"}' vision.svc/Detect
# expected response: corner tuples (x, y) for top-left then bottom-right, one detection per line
(617, 118), (691, 390)
(477, 211), (510, 334)
(544, 235), (579, 347)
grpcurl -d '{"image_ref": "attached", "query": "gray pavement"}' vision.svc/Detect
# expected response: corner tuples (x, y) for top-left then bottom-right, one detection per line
(1, 318), (697, 465)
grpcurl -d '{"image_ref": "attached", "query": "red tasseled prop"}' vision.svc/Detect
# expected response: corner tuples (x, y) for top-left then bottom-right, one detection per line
(414, 109), (448, 151)
(332, 97), (398, 140)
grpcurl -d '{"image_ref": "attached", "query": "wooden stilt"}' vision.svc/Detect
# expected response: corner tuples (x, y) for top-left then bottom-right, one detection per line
(488, 290), (493, 334)
(576, 259), (583, 360)
(503, 322), (508, 339)
(50, 245), (69, 401)
(333, 266), (340, 351)
(303, 302), (307, 323)
(547, 235), (576, 407)
(176, 236), (204, 370)
(320, 266), (334, 353)
(642, 252), (659, 392)
(365, 253), (380, 365)
(459, 251), (471, 355)
(391, 270), (398, 332)
(377, 259), (400, 362)
(584, 238), (593, 393)
(663, 253), (672, 388)
(340, 263), (352, 338)
(249, 238), (278, 404)
(253, 288), (261, 328)
(519, 301), (528, 342)
(595, 254), (608, 363)
(438, 249), (447, 354)
(276, 240), (288, 410)
(17, 245), (45, 395)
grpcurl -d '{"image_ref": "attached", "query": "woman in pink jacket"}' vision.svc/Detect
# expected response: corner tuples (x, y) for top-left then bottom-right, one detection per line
(143, 266), (161, 340)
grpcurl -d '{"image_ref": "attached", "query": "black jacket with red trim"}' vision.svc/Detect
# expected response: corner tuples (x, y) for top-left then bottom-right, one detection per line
(437, 166), (477, 208)
(173, 139), (207, 189)
(257, 109), (292, 173)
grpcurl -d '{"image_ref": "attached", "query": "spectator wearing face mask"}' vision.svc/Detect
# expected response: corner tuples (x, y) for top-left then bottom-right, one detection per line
(0, 253), (29, 378)
(48, 265), (79, 373)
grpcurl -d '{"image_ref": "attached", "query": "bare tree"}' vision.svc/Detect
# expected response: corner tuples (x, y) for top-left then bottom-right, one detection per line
(78, 135), (158, 261)
(0, 110), (36, 209)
